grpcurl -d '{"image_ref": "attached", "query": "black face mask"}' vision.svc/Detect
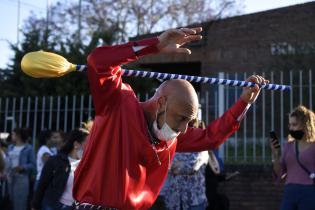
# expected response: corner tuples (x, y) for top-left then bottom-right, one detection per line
(289, 130), (304, 140)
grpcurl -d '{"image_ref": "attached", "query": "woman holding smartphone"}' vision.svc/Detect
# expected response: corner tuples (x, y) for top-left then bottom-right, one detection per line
(270, 105), (315, 210)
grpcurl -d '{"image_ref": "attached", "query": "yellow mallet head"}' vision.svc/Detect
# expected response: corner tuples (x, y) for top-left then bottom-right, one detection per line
(21, 51), (77, 78)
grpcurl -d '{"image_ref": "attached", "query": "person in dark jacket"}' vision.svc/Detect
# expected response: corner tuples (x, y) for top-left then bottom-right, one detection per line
(32, 128), (89, 210)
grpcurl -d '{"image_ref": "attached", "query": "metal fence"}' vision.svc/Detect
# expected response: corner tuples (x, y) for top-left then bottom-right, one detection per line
(0, 70), (314, 163)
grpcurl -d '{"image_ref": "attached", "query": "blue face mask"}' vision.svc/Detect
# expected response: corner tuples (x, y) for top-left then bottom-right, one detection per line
(152, 103), (180, 141)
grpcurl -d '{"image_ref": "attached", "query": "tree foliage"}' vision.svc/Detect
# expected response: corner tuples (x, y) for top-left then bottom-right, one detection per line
(0, 0), (242, 96)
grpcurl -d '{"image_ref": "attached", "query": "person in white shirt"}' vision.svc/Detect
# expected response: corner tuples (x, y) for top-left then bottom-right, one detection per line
(35, 130), (54, 191)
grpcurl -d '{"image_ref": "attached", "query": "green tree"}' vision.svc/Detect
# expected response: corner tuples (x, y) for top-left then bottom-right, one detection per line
(0, 16), (113, 96)
(0, 0), (242, 97)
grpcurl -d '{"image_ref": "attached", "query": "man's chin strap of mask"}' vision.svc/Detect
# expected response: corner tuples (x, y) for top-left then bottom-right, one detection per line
(153, 101), (180, 141)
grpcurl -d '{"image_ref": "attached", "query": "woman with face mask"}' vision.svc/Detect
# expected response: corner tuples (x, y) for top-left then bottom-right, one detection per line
(270, 105), (315, 210)
(31, 128), (89, 210)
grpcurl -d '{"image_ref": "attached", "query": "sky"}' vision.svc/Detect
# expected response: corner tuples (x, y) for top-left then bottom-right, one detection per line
(0, 0), (314, 69)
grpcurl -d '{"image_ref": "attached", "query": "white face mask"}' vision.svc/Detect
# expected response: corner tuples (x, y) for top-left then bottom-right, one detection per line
(152, 103), (180, 141)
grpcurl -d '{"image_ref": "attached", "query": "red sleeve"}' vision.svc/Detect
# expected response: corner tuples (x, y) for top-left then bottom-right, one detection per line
(176, 99), (248, 152)
(87, 38), (159, 115)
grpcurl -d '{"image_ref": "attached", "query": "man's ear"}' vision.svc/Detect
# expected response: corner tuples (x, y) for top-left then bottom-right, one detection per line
(157, 96), (167, 112)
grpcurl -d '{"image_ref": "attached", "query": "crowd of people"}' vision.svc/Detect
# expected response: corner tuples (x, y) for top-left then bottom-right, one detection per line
(0, 124), (91, 210)
(0, 25), (314, 210)
(0, 120), (237, 210)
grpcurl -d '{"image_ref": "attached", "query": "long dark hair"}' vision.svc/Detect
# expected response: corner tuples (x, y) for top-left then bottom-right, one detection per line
(59, 128), (89, 155)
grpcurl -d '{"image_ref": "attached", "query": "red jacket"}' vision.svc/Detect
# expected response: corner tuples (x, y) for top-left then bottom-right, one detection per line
(73, 37), (247, 209)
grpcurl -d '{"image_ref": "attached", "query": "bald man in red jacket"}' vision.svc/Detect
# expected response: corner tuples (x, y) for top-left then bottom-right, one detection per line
(73, 27), (268, 210)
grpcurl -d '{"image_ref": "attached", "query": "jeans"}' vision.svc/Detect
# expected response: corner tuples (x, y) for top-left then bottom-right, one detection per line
(280, 184), (315, 210)
(9, 173), (29, 210)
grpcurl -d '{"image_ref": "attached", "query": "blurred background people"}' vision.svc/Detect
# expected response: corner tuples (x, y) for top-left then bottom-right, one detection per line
(32, 127), (90, 210)
(35, 130), (56, 190)
(205, 149), (239, 210)
(0, 132), (11, 210)
(162, 119), (209, 210)
(270, 105), (315, 210)
(7, 128), (36, 210)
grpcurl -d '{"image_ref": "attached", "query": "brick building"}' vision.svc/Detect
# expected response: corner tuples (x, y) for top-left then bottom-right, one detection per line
(133, 2), (315, 77)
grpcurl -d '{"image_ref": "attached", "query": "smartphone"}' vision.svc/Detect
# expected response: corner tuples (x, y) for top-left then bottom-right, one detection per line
(269, 131), (278, 140)
(270, 131), (280, 148)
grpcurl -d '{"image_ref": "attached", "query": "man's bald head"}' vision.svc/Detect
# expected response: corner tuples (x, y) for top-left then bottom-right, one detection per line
(152, 79), (199, 133)
(155, 79), (198, 108)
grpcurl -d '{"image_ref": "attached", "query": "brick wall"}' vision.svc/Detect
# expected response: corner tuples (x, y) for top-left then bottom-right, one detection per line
(220, 164), (284, 210)
(134, 2), (315, 75)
